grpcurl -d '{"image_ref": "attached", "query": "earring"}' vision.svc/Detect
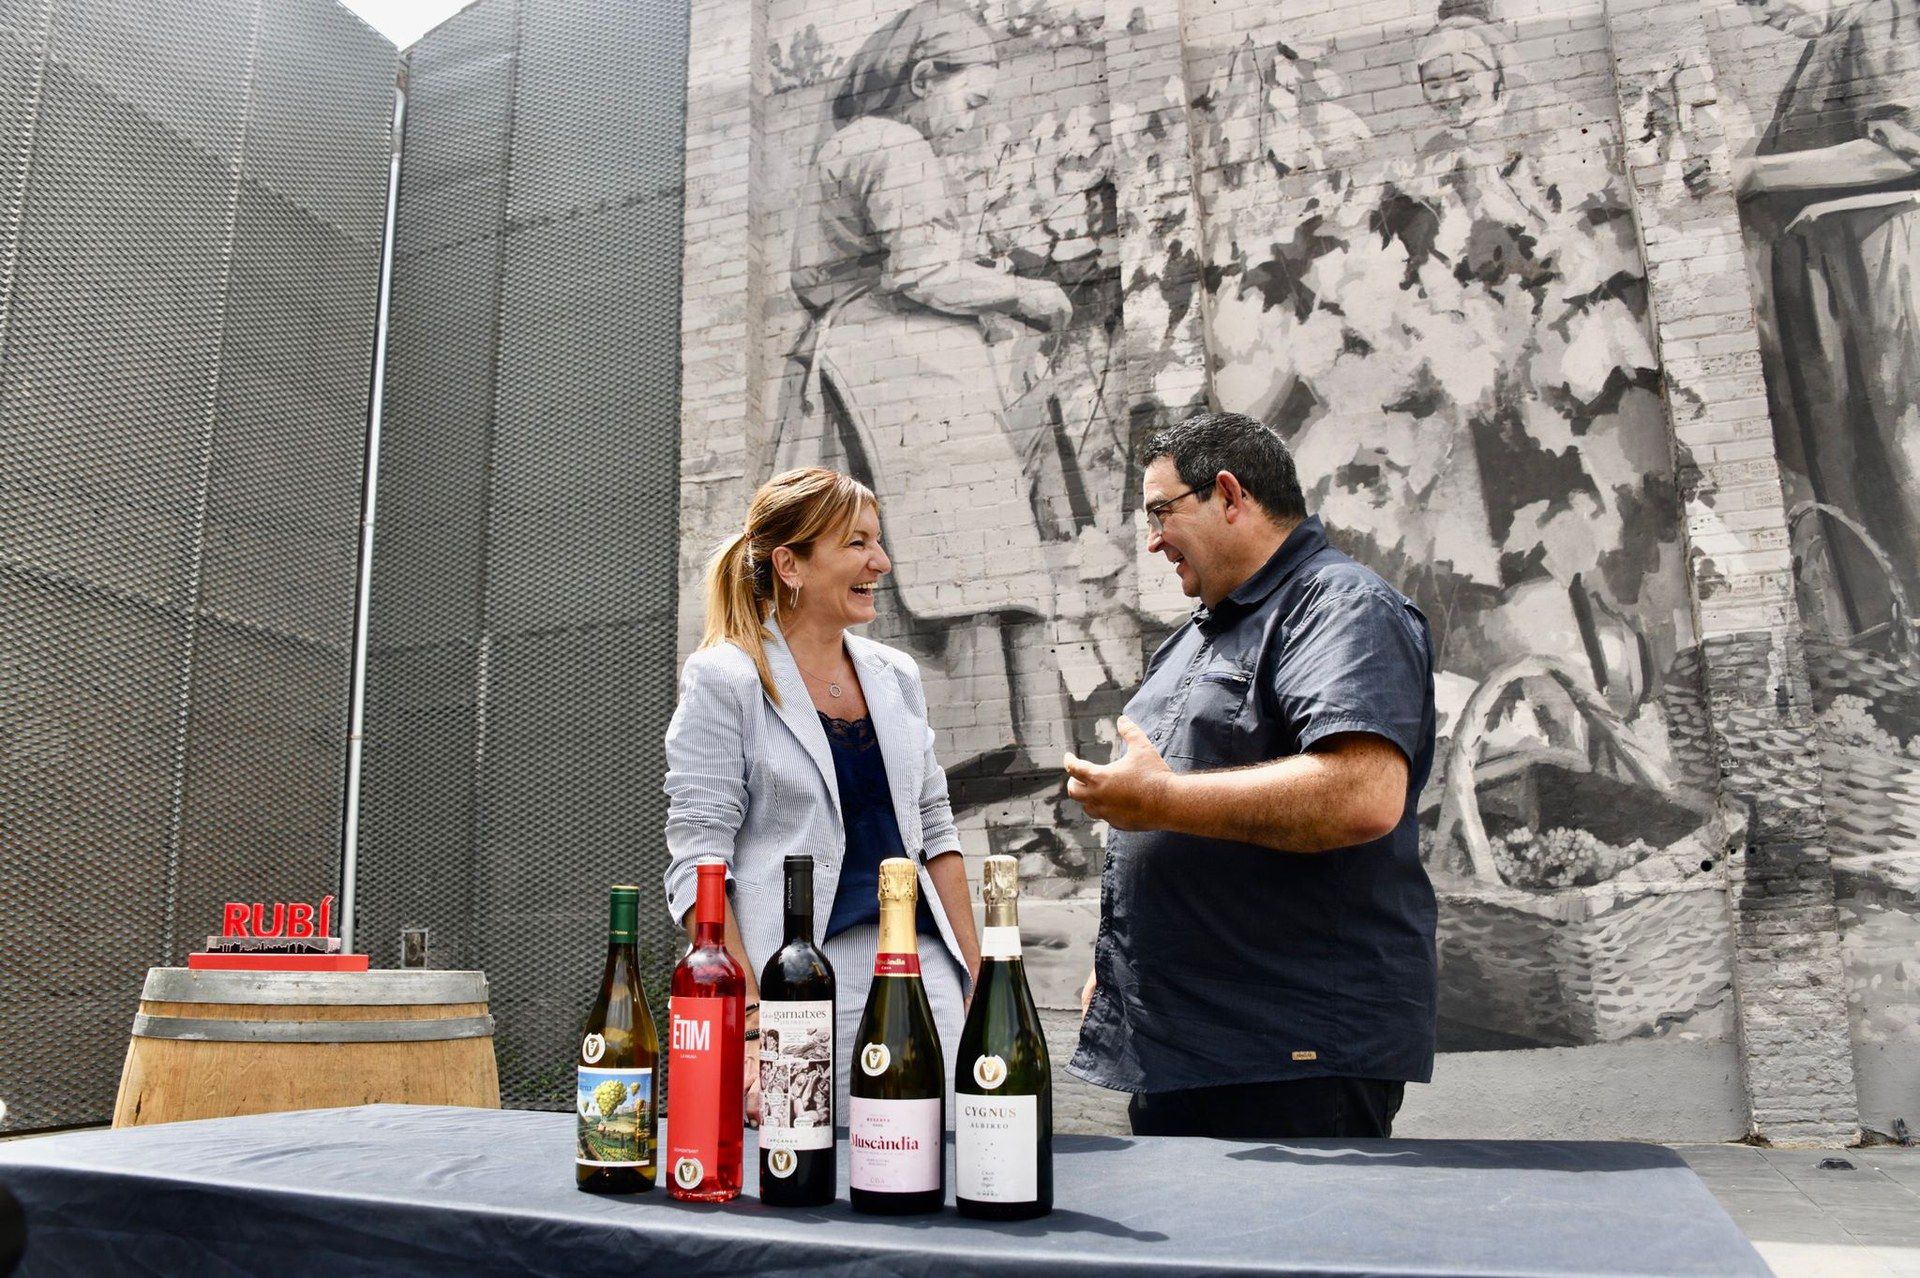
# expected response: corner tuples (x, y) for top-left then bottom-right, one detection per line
(789, 580), (802, 611)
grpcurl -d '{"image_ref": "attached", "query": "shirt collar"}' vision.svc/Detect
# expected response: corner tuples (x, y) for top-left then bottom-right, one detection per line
(1193, 516), (1328, 631)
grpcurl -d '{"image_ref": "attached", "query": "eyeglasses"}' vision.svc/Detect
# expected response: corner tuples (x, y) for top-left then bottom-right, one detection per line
(1144, 479), (1217, 535)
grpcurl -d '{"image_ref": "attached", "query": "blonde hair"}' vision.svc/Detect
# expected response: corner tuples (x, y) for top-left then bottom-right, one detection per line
(702, 467), (878, 704)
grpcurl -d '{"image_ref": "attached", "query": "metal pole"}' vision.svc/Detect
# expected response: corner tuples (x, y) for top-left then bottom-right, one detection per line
(340, 81), (405, 955)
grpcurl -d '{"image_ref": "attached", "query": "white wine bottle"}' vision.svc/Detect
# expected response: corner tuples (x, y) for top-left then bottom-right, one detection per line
(576, 884), (658, 1193)
(954, 855), (1051, 1219)
(849, 857), (945, 1214)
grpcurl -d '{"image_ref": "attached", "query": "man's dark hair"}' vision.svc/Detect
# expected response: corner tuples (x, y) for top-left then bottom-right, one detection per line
(1141, 411), (1308, 522)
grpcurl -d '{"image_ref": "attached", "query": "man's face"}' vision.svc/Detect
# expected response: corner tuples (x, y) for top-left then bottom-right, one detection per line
(1143, 457), (1225, 603)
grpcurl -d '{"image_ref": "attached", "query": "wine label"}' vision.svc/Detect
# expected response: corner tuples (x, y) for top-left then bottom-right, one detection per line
(576, 1067), (654, 1167)
(956, 1093), (1037, 1203)
(668, 996), (737, 1191)
(850, 1097), (942, 1193)
(873, 951), (921, 977)
(759, 999), (833, 1152)
(980, 927), (1022, 960)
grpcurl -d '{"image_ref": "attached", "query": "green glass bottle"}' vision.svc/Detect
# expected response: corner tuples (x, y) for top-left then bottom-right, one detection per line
(849, 857), (945, 1214)
(954, 855), (1052, 1219)
(576, 885), (659, 1192)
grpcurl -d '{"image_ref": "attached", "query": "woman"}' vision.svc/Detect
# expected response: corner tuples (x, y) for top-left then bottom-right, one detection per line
(773, 0), (1075, 779)
(663, 467), (981, 1123)
(1397, 0), (1685, 706)
(1735, 0), (1920, 625)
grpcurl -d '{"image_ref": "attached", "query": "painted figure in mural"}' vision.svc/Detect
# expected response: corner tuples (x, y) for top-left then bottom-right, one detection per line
(1199, 0), (1687, 725)
(1391, 0), (1683, 705)
(1734, 0), (1920, 630)
(663, 468), (980, 1123)
(1064, 412), (1438, 1139)
(774, 0), (1077, 777)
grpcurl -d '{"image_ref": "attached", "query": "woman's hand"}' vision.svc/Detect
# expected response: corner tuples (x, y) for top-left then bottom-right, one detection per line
(1016, 279), (1075, 333)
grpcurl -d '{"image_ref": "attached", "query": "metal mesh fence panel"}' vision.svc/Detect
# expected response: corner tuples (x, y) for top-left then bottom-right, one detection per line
(362, 0), (689, 1109)
(0, 0), (396, 1131)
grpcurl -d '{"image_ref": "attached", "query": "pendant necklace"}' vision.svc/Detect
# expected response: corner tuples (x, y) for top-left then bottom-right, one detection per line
(795, 659), (845, 699)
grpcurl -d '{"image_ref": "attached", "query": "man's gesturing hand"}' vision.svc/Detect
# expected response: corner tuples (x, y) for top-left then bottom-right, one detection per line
(1064, 715), (1173, 831)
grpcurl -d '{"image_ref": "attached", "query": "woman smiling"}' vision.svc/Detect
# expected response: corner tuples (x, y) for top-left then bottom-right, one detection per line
(663, 467), (980, 1125)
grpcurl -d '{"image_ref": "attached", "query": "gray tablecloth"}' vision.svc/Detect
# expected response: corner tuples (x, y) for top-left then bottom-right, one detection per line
(0, 1105), (1765, 1276)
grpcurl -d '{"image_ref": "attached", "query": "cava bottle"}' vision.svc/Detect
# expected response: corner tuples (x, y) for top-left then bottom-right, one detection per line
(849, 857), (945, 1214)
(576, 884), (659, 1193)
(954, 855), (1052, 1218)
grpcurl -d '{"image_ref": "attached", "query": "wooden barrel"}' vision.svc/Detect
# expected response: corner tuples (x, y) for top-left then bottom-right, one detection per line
(114, 968), (501, 1127)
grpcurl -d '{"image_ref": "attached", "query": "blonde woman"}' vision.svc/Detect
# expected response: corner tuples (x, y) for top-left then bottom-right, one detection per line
(663, 467), (980, 1124)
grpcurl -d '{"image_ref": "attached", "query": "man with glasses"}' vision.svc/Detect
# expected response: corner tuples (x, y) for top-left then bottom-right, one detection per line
(1063, 411), (1438, 1139)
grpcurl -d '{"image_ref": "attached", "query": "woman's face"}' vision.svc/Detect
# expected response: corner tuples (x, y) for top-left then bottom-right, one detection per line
(786, 504), (890, 631)
(910, 62), (998, 151)
(1420, 51), (1502, 130)
(1753, 0), (1836, 38)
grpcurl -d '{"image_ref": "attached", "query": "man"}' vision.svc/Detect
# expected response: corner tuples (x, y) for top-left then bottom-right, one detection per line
(1064, 411), (1438, 1139)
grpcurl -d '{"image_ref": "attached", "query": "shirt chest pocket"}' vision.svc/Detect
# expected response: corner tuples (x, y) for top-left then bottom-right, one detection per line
(1171, 662), (1255, 762)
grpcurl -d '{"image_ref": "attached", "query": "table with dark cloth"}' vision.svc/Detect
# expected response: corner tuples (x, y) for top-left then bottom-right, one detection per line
(0, 1104), (1766, 1276)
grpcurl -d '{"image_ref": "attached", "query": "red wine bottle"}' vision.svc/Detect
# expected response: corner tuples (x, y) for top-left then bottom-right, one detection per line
(758, 855), (837, 1206)
(668, 859), (745, 1202)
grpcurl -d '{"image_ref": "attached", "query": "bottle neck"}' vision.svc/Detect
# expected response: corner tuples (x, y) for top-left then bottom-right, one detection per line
(782, 863), (813, 945)
(873, 893), (920, 976)
(608, 892), (639, 949)
(693, 870), (726, 948)
(980, 898), (1021, 961)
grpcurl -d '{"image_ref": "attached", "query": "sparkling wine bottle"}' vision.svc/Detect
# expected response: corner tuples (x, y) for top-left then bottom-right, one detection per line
(758, 855), (837, 1206)
(849, 857), (945, 1215)
(667, 860), (745, 1202)
(576, 884), (659, 1193)
(954, 855), (1052, 1219)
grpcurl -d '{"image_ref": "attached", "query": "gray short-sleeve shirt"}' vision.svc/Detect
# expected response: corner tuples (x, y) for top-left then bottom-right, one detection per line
(1068, 517), (1439, 1093)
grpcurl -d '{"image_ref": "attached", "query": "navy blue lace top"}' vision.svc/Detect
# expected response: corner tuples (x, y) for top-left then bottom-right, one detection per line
(820, 713), (938, 941)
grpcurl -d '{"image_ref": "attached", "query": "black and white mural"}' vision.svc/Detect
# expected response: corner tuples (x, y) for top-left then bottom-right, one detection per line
(763, 0), (1133, 1001)
(745, 0), (1748, 1045)
(1186, 0), (1730, 1052)
(1718, 0), (1920, 1133)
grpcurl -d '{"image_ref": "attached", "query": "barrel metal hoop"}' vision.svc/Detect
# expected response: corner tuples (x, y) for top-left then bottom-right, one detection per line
(131, 1014), (496, 1044)
(142, 968), (489, 1006)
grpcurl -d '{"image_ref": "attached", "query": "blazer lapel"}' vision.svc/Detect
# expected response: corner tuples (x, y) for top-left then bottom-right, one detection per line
(850, 639), (922, 853)
(764, 620), (840, 820)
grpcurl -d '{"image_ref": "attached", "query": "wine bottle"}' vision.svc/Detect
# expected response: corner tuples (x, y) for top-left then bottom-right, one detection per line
(667, 859), (746, 1202)
(758, 855), (837, 1207)
(849, 857), (945, 1215)
(577, 884), (659, 1193)
(954, 855), (1052, 1219)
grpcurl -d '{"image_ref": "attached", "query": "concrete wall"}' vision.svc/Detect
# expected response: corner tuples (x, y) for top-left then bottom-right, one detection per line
(678, 0), (1920, 1143)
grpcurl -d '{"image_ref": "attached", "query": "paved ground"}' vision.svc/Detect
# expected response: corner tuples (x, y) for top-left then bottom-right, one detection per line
(1679, 1144), (1920, 1277)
